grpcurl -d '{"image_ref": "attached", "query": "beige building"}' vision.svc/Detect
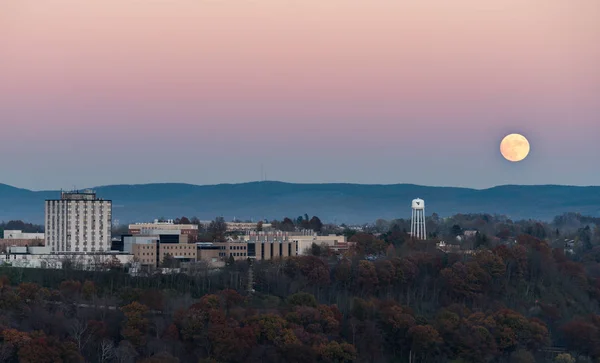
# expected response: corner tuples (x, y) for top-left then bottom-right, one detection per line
(291, 234), (347, 255)
(196, 237), (299, 266)
(196, 243), (223, 266)
(159, 243), (197, 262)
(129, 220), (198, 240)
(127, 233), (197, 268)
(242, 231), (348, 255)
(129, 230), (348, 268)
(253, 240), (298, 260)
(132, 242), (158, 266)
(197, 241), (252, 262)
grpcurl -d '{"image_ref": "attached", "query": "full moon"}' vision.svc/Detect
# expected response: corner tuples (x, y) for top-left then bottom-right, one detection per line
(500, 134), (530, 162)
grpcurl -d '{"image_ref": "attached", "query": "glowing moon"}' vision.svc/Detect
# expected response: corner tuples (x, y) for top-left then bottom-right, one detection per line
(500, 134), (530, 162)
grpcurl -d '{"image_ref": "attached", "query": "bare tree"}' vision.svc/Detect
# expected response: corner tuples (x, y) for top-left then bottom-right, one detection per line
(60, 255), (78, 270)
(69, 319), (97, 353)
(98, 339), (116, 363)
(208, 216), (228, 241)
(0, 343), (13, 363)
(115, 341), (137, 363)
(90, 253), (107, 271)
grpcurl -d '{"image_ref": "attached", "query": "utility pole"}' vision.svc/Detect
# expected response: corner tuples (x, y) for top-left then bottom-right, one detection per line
(247, 259), (254, 293)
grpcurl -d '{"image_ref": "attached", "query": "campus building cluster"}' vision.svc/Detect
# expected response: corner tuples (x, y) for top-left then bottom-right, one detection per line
(2, 190), (128, 269)
(1, 190), (351, 272)
(119, 223), (350, 269)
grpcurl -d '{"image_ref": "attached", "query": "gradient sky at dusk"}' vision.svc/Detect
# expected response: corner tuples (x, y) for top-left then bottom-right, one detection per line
(1, 0), (599, 190)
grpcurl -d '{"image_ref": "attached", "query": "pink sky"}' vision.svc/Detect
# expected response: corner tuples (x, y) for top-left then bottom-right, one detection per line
(0, 0), (599, 189)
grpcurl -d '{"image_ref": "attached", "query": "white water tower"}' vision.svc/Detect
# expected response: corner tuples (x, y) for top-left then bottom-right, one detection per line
(411, 198), (426, 240)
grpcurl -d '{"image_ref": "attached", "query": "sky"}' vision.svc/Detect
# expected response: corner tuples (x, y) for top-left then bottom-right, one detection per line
(1, 0), (599, 190)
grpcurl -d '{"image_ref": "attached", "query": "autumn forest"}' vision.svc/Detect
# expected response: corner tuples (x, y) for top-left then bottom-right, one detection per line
(0, 212), (599, 363)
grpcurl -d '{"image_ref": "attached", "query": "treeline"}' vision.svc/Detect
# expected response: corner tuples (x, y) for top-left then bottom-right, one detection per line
(270, 215), (324, 233)
(0, 220), (44, 235)
(356, 212), (600, 255)
(116, 212), (600, 247)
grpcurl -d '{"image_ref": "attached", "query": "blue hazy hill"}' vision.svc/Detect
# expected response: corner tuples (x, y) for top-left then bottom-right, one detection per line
(0, 181), (599, 224)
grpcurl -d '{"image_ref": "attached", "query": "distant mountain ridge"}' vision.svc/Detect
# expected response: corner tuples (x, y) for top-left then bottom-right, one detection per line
(0, 181), (599, 225)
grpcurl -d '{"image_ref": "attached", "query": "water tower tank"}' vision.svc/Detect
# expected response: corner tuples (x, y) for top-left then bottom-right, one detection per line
(410, 198), (427, 240)
(412, 198), (425, 210)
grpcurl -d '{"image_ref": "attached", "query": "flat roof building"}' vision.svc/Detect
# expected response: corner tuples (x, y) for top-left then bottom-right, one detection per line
(124, 233), (194, 268)
(243, 231), (348, 255)
(226, 222), (272, 232)
(128, 220), (198, 240)
(0, 229), (45, 253)
(3, 230), (44, 240)
(45, 190), (112, 253)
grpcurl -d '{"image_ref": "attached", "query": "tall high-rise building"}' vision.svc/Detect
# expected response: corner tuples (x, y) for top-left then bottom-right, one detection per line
(45, 190), (112, 253)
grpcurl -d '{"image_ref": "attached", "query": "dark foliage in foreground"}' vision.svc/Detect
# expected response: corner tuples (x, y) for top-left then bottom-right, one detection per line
(0, 232), (599, 362)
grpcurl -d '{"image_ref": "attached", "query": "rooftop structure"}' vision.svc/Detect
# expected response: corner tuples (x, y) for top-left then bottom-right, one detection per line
(129, 220), (198, 231)
(226, 222), (272, 232)
(128, 220), (198, 240)
(58, 189), (102, 201)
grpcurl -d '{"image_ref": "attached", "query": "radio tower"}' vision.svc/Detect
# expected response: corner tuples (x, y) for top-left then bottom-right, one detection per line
(411, 198), (426, 240)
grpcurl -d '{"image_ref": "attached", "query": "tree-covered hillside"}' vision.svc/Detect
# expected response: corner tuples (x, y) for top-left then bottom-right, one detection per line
(0, 213), (599, 362)
(1, 182), (599, 224)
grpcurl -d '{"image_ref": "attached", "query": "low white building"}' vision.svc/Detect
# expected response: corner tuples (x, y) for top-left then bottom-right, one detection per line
(129, 220), (198, 234)
(226, 222), (272, 232)
(3, 245), (133, 270)
(3, 230), (45, 240)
